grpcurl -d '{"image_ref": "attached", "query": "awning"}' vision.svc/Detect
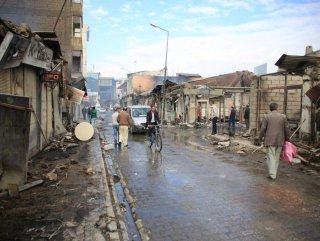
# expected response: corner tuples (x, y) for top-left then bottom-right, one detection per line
(275, 54), (320, 74)
(71, 73), (87, 96)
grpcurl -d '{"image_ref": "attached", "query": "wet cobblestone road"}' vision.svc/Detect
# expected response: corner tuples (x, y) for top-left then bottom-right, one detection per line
(103, 115), (320, 241)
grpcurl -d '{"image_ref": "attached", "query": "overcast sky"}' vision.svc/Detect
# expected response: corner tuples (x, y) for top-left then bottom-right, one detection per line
(83, 0), (320, 78)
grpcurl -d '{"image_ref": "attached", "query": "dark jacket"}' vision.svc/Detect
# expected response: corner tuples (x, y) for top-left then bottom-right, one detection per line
(259, 111), (289, 146)
(229, 109), (236, 119)
(146, 110), (160, 126)
(244, 107), (250, 119)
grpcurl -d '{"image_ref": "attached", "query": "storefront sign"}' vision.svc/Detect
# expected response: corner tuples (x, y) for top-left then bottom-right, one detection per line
(0, 32), (30, 69)
(42, 72), (61, 82)
(22, 38), (53, 70)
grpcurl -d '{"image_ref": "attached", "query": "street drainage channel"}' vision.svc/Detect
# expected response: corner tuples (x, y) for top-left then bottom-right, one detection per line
(105, 155), (142, 241)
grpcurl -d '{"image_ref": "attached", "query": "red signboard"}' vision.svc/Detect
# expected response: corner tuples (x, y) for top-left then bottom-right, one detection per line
(42, 72), (61, 82)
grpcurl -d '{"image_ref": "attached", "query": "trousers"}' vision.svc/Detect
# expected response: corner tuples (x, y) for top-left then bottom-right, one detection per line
(266, 146), (282, 179)
(113, 125), (119, 144)
(119, 126), (129, 146)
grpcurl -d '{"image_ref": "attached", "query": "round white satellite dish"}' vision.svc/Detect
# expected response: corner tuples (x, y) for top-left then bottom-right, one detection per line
(74, 122), (94, 141)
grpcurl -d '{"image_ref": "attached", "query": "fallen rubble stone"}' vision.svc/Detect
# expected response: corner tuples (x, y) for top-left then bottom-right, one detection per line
(104, 144), (114, 151)
(45, 172), (58, 181)
(85, 167), (95, 175)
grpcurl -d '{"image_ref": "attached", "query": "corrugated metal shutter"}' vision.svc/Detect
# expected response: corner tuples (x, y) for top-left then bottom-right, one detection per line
(0, 69), (11, 93)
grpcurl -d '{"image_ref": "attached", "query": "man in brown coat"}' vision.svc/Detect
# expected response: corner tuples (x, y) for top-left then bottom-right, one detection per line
(117, 107), (132, 147)
(259, 103), (289, 180)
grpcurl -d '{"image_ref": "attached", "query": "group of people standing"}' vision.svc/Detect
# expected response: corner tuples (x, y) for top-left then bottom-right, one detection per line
(82, 106), (97, 126)
(210, 103), (250, 135)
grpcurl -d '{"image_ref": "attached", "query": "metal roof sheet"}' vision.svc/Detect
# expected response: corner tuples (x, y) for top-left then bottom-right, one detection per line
(275, 54), (320, 74)
(305, 84), (320, 107)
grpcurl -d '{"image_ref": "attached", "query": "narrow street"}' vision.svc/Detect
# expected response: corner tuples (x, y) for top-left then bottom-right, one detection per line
(102, 111), (320, 241)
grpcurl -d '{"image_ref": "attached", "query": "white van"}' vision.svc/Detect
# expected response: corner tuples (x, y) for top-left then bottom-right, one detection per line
(127, 105), (150, 133)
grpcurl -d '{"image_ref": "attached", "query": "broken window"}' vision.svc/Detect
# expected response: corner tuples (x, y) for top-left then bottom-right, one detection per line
(73, 16), (82, 37)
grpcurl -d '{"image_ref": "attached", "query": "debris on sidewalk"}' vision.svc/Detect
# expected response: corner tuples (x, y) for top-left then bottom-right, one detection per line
(0, 179), (44, 198)
(43, 132), (80, 152)
(85, 167), (95, 175)
(104, 144), (114, 151)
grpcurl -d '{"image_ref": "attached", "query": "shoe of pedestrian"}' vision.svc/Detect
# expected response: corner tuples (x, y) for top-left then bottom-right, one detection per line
(267, 175), (276, 180)
(124, 144), (128, 147)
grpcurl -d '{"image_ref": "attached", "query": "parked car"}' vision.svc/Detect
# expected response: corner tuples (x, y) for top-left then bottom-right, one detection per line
(127, 105), (150, 133)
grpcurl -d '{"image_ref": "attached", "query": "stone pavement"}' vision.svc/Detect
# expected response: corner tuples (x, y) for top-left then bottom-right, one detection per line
(107, 126), (320, 241)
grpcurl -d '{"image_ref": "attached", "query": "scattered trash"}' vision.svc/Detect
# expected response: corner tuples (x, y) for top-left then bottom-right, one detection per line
(85, 167), (95, 175)
(43, 132), (80, 152)
(45, 171), (58, 181)
(64, 221), (77, 228)
(0, 180), (44, 198)
(113, 175), (120, 183)
(218, 141), (230, 147)
(70, 159), (78, 165)
(291, 158), (301, 164)
(237, 150), (246, 154)
(119, 202), (126, 212)
(74, 122), (94, 141)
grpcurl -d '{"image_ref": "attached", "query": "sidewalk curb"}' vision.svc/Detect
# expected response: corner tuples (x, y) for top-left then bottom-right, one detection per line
(96, 129), (130, 241)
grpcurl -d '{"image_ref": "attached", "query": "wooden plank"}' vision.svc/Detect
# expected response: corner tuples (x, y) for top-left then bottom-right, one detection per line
(0, 180), (44, 198)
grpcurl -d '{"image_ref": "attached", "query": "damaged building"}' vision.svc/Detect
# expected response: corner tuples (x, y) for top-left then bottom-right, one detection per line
(0, 18), (66, 189)
(0, 0), (88, 190)
(251, 46), (320, 143)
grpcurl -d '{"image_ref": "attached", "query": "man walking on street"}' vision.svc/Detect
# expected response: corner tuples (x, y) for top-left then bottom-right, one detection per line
(259, 103), (289, 180)
(112, 106), (121, 145)
(210, 101), (219, 135)
(117, 107), (131, 147)
(90, 106), (97, 127)
(82, 106), (87, 120)
(87, 106), (92, 123)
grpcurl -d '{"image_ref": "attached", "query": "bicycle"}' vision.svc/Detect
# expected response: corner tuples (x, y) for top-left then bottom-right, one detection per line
(147, 125), (162, 152)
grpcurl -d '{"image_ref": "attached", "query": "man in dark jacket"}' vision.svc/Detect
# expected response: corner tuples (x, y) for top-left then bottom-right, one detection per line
(259, 103), (289, 180)
(229, 107), (236, 128)
(244, 105), (250, 130)
(146, 105), (161, 145)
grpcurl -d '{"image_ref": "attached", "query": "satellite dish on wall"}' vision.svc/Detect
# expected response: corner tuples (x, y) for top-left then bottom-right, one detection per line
(75, 122), (94, 141)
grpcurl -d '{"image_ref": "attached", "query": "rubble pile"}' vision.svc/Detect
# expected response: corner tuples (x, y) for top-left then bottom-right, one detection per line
(43, 132), (79, 152)
(294, 142), (320, 168)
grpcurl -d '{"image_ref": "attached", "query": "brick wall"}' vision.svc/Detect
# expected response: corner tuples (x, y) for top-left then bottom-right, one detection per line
(250, 74), (303, 134)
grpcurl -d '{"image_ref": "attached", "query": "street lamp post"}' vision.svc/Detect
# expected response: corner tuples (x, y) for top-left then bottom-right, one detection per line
(150, 23), (169, 123)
